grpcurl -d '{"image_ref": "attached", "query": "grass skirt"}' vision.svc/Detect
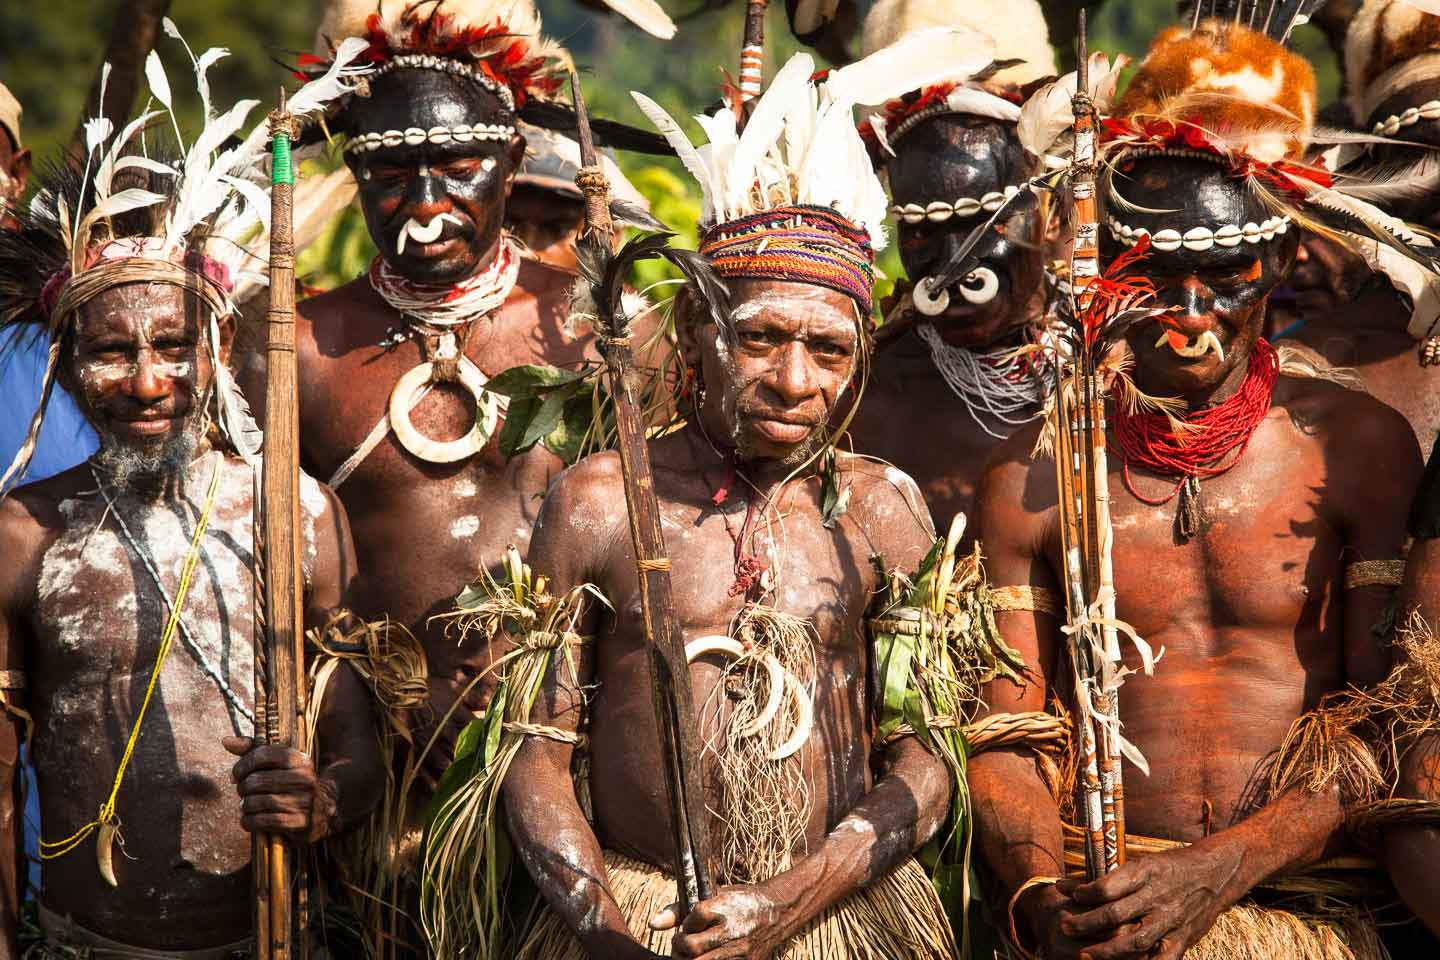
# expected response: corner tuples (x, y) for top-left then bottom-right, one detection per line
(1181, 901), (1387, 960)
(516, 850), (958, 959)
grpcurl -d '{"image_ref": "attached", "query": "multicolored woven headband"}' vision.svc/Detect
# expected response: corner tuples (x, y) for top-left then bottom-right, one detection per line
(699, 206), (876, 315)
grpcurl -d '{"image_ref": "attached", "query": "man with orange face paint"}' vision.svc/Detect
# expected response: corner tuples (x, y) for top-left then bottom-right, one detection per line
(968, 7), (1440, 957)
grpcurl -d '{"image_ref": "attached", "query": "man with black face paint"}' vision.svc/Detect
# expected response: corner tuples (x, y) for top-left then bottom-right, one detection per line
(845, 0), (1059, 534)
(967, 16), (1440, 959)
(1279, 0), (1440, 446)
(281, 0), (603, 785)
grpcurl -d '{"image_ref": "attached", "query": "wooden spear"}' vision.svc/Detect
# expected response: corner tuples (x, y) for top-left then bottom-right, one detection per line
(569, 74), (716, 914)
(255, 93), (306, 960)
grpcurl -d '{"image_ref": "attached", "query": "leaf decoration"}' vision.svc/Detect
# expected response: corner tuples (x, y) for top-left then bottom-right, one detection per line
(485, 364), (586, 398)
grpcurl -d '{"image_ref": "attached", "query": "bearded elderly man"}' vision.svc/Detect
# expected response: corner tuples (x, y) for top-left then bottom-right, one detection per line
(282, 0), (666, 782)
(847, 0), (1060, 533)
(969, 18), (1433, 960)
(0, 154), (382, 958)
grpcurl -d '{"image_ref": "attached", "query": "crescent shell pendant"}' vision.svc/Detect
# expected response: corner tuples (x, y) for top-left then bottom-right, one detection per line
(388, 357), (500, 464)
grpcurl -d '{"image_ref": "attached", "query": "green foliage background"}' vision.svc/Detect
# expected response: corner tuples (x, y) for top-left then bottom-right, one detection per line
(0, 0), (1342, 297)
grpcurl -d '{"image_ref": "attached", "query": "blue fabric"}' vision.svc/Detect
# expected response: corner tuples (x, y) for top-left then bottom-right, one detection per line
(0, 326), (97, 485)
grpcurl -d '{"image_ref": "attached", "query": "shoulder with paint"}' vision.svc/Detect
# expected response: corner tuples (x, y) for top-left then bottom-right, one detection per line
(0, 465), (95, 605)
(531, 448), (628, 555)
(835, 452), (936, 563)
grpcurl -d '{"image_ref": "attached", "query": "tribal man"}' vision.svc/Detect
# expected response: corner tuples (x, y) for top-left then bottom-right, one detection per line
(846, 0), (1059, 531)
(0, 49), (381, 957)
(1279, 0), (1440, 445)
(285, 0), (668, 781)
(421, 41), (1022, 959)
(969, 14), (1439, 958)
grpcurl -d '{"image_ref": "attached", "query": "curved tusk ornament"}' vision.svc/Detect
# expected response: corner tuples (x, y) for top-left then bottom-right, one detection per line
(685, 635), (801, 743)
(767, 674), (814, 760)
(97, 820), (120, 888)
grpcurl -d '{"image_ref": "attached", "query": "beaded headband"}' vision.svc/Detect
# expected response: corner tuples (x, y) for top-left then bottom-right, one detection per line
(699, 206), (876, 316)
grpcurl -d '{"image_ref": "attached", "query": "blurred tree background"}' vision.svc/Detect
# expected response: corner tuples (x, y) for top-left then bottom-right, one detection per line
(0, 0), (1344, 299)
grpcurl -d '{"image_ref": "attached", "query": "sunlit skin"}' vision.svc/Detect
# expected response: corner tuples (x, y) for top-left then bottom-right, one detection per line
(503, 279), (951, 959)
(968, 157), (1422, 959)
(505, 184), (585, 272)
(0, 282), (380, 953)
(252, 67), (647, 792)
(847, 116), (1051, 533)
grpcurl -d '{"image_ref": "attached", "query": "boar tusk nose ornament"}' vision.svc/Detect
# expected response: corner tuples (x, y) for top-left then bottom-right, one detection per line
(396, 213), (463, 256)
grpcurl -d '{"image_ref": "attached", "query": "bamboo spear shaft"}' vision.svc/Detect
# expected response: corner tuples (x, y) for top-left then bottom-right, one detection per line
(256, 94), (306, 959)
(738, 0), (769, 119)
(569, 74), (715, 915)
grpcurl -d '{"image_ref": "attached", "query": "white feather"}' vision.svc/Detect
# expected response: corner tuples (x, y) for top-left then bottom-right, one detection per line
(944, 86), (1021, 124)
(824, 26), (994, 109)
(84, 187), (167, 223)
(210, 313), (263, 465)
(113, 155), (179, 177)
(162, 16), (181, 39)
(194, 48), (230, 120)
(630, 92), (713, 210)
(83, 117), (114, 158)
(145, 51), (172, 110)
(726, 54), (814, 217)
(218, 174), (272, 236)
(94, 111), (161, 205)
(597, 0), (677, 38)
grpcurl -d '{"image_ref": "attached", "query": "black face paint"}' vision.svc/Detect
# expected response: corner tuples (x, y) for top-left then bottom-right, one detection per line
(1102, 155), (1298, 399)
(344, 69), (523, 285)
(887, 115), (1044, 348)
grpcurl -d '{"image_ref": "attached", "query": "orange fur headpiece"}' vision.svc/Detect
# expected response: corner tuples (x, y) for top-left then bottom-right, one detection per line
(1114, 20), (1316, 164)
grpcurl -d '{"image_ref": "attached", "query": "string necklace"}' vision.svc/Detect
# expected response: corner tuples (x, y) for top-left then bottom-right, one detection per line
(1110, 337), (1279, 538)
(90, 452), (256, 735)
(916, 323), (1051, 439)
(369, 234), (521, 334)
(706, 457), (772, 601)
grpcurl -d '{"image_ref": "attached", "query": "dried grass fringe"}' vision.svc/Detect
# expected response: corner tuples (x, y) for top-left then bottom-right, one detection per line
(1257, 610), (1440, 816)
(303, 611), (430, 960)
(515, 850), (958, 960)
(1180, 901), (1387, 960)
(703, 604), (817, 884)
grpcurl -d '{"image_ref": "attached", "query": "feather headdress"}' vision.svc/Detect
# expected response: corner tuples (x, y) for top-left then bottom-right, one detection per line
(634, 32), (991, 314)
(1346, 0), (1440, 138)
(858, 0), (1057, 161)
(1046, 11), (1440, 342)
(0, 23), (369, 494)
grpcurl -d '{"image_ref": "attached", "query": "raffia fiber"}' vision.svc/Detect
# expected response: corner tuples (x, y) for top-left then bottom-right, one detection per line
(1182, 902), (1387, 960)
(515, 851), (957, 960)
(304, 611), (431, 960)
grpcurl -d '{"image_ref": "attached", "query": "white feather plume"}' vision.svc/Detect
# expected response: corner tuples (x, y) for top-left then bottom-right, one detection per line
(145, 51), (173, 111)
(629, 92), (713, 211)
(825, 26), (995, 109)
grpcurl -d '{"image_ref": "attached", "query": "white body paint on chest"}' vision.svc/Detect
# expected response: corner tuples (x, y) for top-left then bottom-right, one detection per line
(32, 453), (324, 872)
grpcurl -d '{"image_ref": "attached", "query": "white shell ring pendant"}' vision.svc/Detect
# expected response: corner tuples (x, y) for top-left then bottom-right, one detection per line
(685, 635), (814, 760)
(388, 355), (501, 464)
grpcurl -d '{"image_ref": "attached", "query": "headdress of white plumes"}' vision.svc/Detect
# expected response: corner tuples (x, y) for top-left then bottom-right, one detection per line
(0, 21), (369, 491)
(633, 28), (999, 251)
(862, 0), (1056, 90)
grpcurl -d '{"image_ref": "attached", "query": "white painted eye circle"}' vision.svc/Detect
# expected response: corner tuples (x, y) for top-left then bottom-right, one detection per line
(958, 267), (999, 305)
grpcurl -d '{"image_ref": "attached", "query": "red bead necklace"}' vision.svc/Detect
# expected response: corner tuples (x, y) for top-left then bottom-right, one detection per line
(1111, 337), (1279, 507)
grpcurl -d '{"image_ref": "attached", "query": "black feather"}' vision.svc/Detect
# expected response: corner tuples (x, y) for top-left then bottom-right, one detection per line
(520, 99), (675, 155)
(1175, 0), (1323, 42)
(609, 198), (667, 233)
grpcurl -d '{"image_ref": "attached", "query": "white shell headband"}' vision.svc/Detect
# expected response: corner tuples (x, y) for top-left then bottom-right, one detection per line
(1105, 215), (1292, 251)
(344, 122), (515, 154)
(890, 184), (1023, 223)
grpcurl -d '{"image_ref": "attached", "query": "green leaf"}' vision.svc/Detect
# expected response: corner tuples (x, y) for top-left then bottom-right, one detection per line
(874, 626), (918, 741)
(542, 391), (598, 465)
(498, 395), (542, 457)
(820, 457), (851, 529)
(486, 364), (584, 399)
(519, 383), (580, 451)
(480, 682), (508, 770)
(453, 713), (488, 766)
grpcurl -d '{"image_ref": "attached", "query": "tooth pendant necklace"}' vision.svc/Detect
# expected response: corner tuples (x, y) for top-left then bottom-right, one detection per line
(365, 238), (521, 463)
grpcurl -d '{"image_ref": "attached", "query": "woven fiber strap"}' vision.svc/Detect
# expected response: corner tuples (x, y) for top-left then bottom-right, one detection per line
(637, 557), (671, 573)
(879, 714), (960, 745)
(1344, 559), (1406, 590)
(503, 721), (588, 748)
(868, 616), (924, 636)
(966, 710), (1072, 758)
(0, 670), (25, 690)
(517, 630), (589, 652)
(991, 585), (1063, 616)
